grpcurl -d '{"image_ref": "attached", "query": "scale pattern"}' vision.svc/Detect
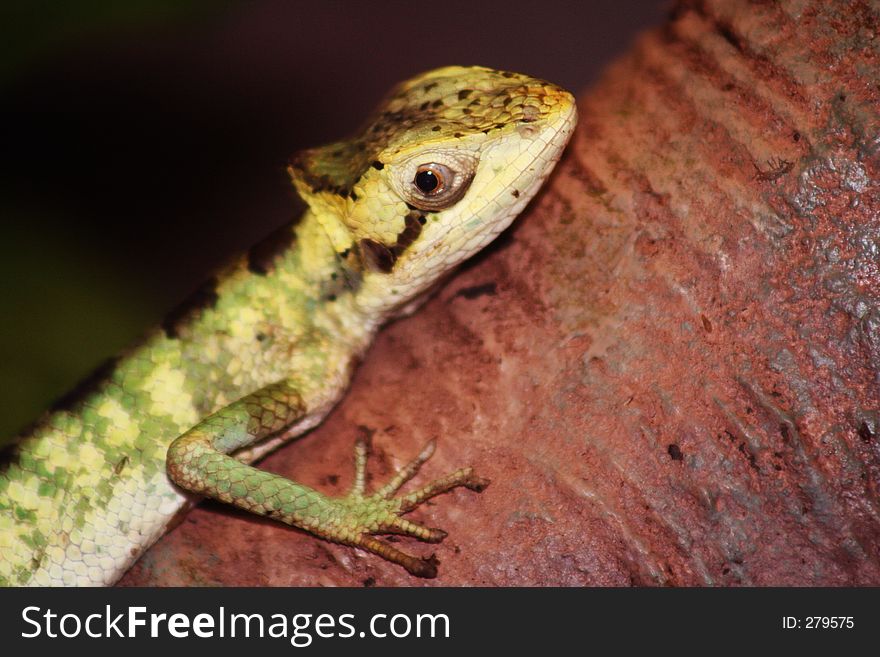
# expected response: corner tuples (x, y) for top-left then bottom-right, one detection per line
(0, 66), (576, 585)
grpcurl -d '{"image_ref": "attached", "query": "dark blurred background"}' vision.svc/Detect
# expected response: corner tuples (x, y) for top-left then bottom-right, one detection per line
(0, 0), (666, 440)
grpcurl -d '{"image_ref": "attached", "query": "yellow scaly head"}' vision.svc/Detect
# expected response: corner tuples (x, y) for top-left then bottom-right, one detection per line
(289, 65), (577, 314)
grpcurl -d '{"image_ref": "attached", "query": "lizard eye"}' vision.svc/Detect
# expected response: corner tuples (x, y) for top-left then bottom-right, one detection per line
(389, 149), (479, 212)
(414, 163), (450, 196)
(399, 155), (476, 211)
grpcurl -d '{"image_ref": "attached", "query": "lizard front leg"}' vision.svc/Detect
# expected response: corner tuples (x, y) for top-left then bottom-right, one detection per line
(166, 380), (488, 577)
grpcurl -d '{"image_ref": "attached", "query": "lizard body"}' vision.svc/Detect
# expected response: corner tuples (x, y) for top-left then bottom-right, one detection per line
(0, 66), (575, 585)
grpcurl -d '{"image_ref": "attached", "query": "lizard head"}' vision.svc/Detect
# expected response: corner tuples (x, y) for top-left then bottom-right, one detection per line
(288, 65), (576, 314)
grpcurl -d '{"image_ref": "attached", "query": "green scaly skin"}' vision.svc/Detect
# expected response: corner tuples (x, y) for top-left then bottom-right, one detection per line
(0, 66), (576, 585)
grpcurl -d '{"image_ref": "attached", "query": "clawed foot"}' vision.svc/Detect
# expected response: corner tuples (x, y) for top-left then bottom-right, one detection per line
(321, 439), (489, 578)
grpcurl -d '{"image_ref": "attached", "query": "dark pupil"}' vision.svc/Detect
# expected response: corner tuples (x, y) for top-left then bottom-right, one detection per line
(415, 169), (440, 194)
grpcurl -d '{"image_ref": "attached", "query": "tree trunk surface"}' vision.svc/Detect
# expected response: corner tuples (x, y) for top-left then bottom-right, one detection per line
(121, 0), (880, 586)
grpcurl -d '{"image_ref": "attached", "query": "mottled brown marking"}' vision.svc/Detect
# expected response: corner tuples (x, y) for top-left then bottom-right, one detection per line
(667, 444), (683, 461)
(247, 219), (300, 275)
(359, 239), (396, 273)
(162, 277), (220, 339)
(358, 212), (425, 274)
(288, 146), (370, 198)
(520, 105), (540, 123)
(458, 89), (472, 100)
(391, 213), (423, 256)
(328, 251), (364, 298)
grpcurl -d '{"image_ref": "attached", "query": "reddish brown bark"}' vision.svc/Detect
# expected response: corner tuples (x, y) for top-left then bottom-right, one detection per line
(121, 0), (880, 586)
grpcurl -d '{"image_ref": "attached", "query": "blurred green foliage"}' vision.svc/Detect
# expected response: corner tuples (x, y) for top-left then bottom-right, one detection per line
(0, 1), (217, 440)
(0, 218), (156, 440)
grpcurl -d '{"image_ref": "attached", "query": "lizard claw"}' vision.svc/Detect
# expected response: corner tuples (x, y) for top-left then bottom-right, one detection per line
(330, 439), (488, 578)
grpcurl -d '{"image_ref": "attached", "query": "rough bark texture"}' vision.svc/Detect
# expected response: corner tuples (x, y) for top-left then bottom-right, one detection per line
(121, 0), (880, 586)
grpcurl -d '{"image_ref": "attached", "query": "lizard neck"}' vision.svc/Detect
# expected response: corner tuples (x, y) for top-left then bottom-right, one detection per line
(293, 205), (430, 334)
